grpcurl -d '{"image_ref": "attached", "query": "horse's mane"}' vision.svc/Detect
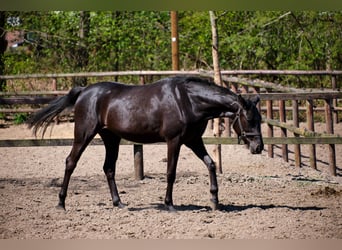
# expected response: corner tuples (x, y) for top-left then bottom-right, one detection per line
(172, 75), (216, 85)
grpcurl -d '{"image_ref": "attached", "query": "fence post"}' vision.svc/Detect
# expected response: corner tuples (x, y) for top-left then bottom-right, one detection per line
(221, 118), (230, 137)
(292, 100), (301, 168)
(306, 99), (317, 169)
(134, 144), (144, 180)
(279, 100), (288, 162)
(52, 78), (57, 91)
(213, 118), (222, 174)
(228, 82), (239, 137)
(325, 98), (336, 176)
(332, 75), (338, 124)
(133, 76), (145, 180)
(266, 92), (274, 158)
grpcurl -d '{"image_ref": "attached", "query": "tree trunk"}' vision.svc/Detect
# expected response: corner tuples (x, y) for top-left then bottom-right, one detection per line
(209, 11), (223, 174)
(72, 11), (90, 87)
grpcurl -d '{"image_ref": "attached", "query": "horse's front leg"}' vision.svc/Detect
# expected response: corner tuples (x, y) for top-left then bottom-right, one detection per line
(203, 155), (219, 210)
(185, 139), (219, 210)
(164, 138), (182, 211)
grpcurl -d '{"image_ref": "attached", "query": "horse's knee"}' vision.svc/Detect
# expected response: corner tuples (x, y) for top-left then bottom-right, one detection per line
(206, 161), (217, 175)
(65, 157), (77, 174)
(208, 163), (217, 173)
(203, 155), (216, 172)
(103, 166), (114, 179)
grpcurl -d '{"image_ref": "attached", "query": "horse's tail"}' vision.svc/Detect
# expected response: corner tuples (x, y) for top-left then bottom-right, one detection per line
(27, 86), (85, 137)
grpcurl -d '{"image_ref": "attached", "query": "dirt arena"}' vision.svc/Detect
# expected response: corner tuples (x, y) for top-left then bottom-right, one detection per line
(0, 122), (341, 239)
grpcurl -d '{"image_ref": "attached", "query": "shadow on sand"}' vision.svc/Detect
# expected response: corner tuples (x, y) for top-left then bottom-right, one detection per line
(127, 203), (325, 212)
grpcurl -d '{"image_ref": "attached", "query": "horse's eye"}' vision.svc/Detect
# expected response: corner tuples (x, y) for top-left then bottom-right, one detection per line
(246, 113), (254, 122)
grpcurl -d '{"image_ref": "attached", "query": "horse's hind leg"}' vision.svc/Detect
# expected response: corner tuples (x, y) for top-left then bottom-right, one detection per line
(57, 127), (97, 210)
(164, 137), (182, 211)
(99, 129), (124, 208)
(185, 138), (219, 210)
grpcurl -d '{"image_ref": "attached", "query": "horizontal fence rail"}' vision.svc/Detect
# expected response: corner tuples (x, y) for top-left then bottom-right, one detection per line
(1, 136), (341, 148)
(1, 69), (341, 177)
(1, 69), (342, 80)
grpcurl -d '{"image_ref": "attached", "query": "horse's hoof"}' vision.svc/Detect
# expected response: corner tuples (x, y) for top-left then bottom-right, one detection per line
(117, 203), (125, 209)
(210, 202), (220, 211)
(165, 204), (177, 212)
(56, 204), (66, 211)
(114, 201), (125, 209)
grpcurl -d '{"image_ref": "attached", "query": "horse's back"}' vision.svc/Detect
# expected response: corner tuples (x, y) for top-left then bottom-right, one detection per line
(72, 77), (217, 143)
(73, 80), (186, 142)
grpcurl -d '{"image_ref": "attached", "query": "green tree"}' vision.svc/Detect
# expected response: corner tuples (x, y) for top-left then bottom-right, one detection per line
(2, 11), (341, 89)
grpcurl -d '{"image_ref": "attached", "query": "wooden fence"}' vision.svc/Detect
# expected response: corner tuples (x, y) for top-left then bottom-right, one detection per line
(0, 70), (341, 177)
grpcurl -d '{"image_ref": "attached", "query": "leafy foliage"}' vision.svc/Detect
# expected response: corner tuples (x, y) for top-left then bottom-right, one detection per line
(13, 113), (28, 124)
(2, 11), (341, 88)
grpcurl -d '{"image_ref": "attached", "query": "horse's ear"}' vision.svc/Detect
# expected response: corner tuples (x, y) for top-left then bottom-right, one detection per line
(237, 94), (248, 109)
(250, 95), (260, 105)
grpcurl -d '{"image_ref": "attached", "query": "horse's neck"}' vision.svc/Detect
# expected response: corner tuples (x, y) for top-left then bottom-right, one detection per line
(190, 88), (240, 118)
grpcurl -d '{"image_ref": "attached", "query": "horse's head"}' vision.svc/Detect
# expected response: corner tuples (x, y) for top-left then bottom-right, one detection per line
(231, 95), (264, 154)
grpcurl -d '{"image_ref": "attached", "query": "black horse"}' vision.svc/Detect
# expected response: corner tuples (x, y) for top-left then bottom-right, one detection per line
(28, 76), (264, 211)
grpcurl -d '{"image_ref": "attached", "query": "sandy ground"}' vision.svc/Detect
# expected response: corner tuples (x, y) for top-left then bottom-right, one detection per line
(0, 122), (341, 239)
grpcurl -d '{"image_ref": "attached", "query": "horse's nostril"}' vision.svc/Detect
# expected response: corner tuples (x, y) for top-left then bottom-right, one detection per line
(254, 144), (263, 154)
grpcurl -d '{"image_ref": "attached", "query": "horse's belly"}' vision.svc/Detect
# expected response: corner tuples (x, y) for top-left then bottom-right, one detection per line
(104, 118), (165, 143)
(120, 132), (165, 144)
(103, 96), (187, 143)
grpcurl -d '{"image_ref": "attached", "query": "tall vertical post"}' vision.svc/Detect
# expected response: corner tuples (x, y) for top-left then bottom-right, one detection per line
(331, 75), (338, 124)
(292, 100), (301, 168)
(134, 144), (144, 180)
(209, 11), (223, 174)
(266, 93), (274, 158)
(279, 100), (288, 162)
(52, 78), (57, 91)
(133, 76), (145, 180)
(72, 11), (90, 87)
(306, 99), (317, 169)
(228, 83), (239, 137)
(171, 11), (179, 71)
(325, 98), (336, 176)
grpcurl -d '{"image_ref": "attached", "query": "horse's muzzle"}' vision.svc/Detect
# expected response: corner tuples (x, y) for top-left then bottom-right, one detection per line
(248, 136), (264, 154)
(250, 141), (264, 154)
